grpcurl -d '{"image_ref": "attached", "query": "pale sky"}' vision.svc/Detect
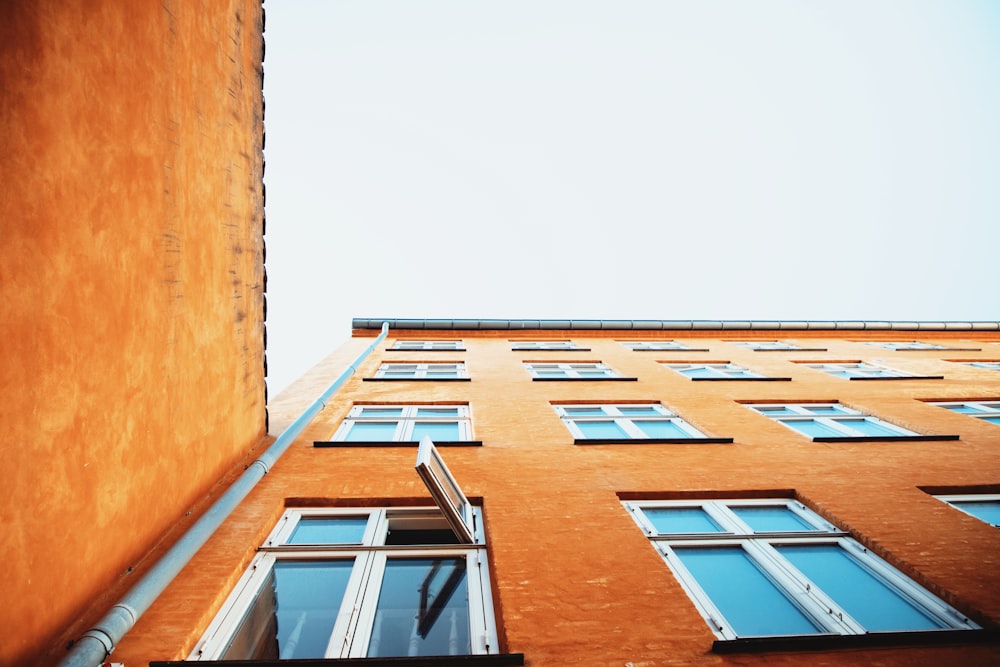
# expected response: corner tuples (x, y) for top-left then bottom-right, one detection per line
(262, 0), (1000, 395)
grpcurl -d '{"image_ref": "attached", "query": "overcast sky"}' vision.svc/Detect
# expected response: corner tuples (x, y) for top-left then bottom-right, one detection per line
(262, 0), (1000, 395)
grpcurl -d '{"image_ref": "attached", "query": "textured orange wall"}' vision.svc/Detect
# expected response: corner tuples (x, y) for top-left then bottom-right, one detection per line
(114, 330), (1000, 666)
(0, 1), (265, 663)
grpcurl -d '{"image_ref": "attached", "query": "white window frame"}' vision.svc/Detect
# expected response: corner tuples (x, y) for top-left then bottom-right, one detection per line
(747, 403), (918, 438)
(803, 362), (913, 379)
(331, 405), (473, 443)
(869, 342), (947, 351)
(934, 494), (1000, 527)
(928, 400), (1000, 424)
(621, 341), (697, 351)
(190, 445), (496, 661)
(553, 404), (709, 440)
(523, 362), (620, 379)
(662, 363), (765, 380)
(623, 499), (979, 641)
(510, 340), (586, 350)
(964, 361), (1000, 372)
(731, 341), (801, 351)
(390, 340), (464, 351)
(372, 363), (467, 379)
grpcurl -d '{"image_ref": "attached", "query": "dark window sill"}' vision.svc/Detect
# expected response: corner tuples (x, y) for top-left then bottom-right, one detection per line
(712, 629), (996, 654)
(315, 440), (482, 448)
(690, 377), (791, 382)
(364, 378), (471, 382)
(812, 435), (960, 443)
(152, 654), (526, 667)
(846, 375), (944, 381)
(532, 377), (638, 382)
(574, 437), (734, 445)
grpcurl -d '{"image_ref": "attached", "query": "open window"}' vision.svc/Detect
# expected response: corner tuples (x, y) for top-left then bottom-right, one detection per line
(188, 441), (507, 662)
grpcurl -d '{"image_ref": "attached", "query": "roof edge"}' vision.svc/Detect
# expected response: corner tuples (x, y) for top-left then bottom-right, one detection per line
(352, 318), (1000, 332)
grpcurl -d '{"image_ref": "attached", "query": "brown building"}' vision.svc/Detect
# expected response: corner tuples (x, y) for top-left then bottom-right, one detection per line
(1, 2), (266, 665)
(86, 319), (1000, 666)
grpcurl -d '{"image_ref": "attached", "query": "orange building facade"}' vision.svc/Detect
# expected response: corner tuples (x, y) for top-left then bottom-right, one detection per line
(97, 319), (999, 666)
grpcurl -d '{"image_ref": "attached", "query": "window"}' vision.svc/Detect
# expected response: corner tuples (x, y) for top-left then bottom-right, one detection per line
(553, 404), (731, 443)
(730, 341), (827, 352)
(869, 342), (980, 351)
(510, 340), (588, 351)
(623, 498), (979, 641)
(190, 441), (506, 661)
(621, 341), (707, 352)
(322, 405), (476, 446)
(934, 494), (1000, 527)
(802, 362), (940, 380)
(962, 361), (1000, 372)
(928, 401), (1000, 425)
(369, 363), (468, 380)
(390, 340), (464, 351)
(746, 403), (941, 441)
(662, 363), (787, 381)
(523, 362), (633, 380)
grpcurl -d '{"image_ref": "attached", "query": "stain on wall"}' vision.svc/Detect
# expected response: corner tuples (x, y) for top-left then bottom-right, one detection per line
(0, 1), (265, 663)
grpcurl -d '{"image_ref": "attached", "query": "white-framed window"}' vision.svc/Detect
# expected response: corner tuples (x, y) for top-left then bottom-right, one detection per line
(553, 404), (721, 442)
(746, 403), (919, 439)
(371, 363), (468, 380)
(623, 498), (979, 641)
(934, 494), (1000, 527)
(868, 341), (947, 351)
(510, 341), (588, 351)
(962, 361), (1000, 372)
(621, 341), (704, 351)
(390, 340), (464, 351)
(523, 362), (626, 380)
(190, 443), (499, 661)
(329, 405), (473, 443)
(802, 362), (932, 380)
(731, 341), (801, 351)
(662, 363), (774, 380)
(928, 401), (1000, 426)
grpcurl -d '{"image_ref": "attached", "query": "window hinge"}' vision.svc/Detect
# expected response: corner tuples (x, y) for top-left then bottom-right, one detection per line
(706, 614), (724, 631)
(945, 608), (969, 623)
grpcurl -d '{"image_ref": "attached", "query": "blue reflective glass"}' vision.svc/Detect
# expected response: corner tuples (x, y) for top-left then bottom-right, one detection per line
(843, 418), (902, 436)
(804, 406), (850, 415)
(369, 558), (470, 657)
(784, 419), (842, 438)
(948, 405), (982, 414)
(984, 416), (1000, 425)
(412, 421), (460, 441)
(576, 421), (628, 439)
(288, 517), (368, 544)
(777, 544), (943, 631)
(675, 547), (820, 636)
(358, 408), (405, 417)
(754, 406), (798, 416)
(952, 500), (1000, 526)
(619, 406), (662, 416)
(415, 408), (461, 417)
(635, 420), (692, 439)
(563, 407), (608, 416)
(731, 507), (815, 532)
(644, 508), (724, 533)
(578, 370), (610, 377)
(272, 560), (354, 658)
(681, 367), (718, 379)
(345, 422), (397, 441)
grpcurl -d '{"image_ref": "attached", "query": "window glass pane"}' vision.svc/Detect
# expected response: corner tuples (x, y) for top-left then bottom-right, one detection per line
(783, 419), (843, 438)
(426, 372), (457, 378)
(755, 406), (798, 416)
(635, 420), (692, 439)
(949, 405), (982, 414)
(345, 422), (398, 441)
(731, 507), (815, 532)
(777, 545), (944, 631)
(359, 408), (405, 417)
(644, 508), (725, 534)
(537, 370), (567, 378)
(271, 560), (354, 658)
(412, 421), (461, 441)
(288, 518), (368, 545)
(682, 367), (717, 379)
(576, 420), (629, 439)
(675, 547), (821, 636)
(618, 406), (661, 416)
(843, 418), (903, 437)
(983, 416), (1000, 425)
(563, 407), (608, 416)
(369, 558), (470, 657)
(803, 405), (850, 415)
(951, 500), (1000, 526)
(578, 370), (610, 377)
(415, 408), (461, 417)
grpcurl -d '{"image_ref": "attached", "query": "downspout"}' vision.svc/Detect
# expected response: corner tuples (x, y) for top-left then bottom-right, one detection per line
(59, 322), (390, 667)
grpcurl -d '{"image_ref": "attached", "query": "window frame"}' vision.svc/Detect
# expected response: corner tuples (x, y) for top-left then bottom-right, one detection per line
(927, 400), (1000, 425)
(962, 361), (1000, 372)
(509, 340), (589, 351)
(662, 363), (789, 381)
(323, 405), (476, 446)
(553, 403), (731, 444)
(367, 362), (470, 381)
(868, 342), (981, 352)
(802, 362), (941, 381)
(745, 403), (956, 442)
(523, 362), (635, 381)
(623, 499), (980, 642)
(620, 341), (709, 352)
(388, 340), (465, 351)
(934, 494), (1000, 527)
(730, 341), (827, 352)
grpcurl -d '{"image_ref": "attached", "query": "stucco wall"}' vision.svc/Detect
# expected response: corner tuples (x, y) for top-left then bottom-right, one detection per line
(0, 1), (265, 663)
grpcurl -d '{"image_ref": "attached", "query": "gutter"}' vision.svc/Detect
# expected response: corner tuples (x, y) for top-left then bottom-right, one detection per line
(352, 318), (1000, 331)
(59, 322), (390, 667)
